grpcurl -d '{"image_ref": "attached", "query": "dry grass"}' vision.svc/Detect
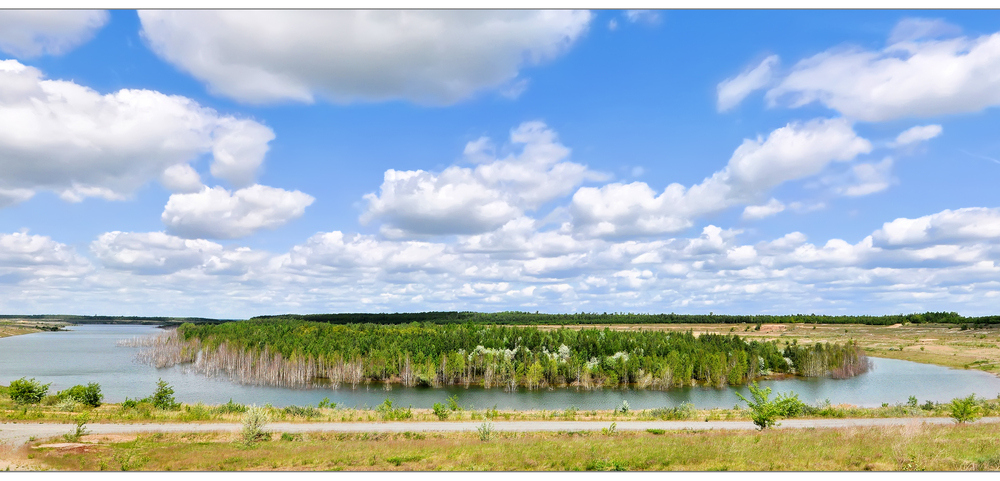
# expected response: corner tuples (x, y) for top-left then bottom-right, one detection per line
(27, 422), (1000, 471)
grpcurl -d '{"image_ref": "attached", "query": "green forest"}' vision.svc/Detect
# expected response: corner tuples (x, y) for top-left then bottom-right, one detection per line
(173, 320), (871, 390)
(249, 310), (994, 326)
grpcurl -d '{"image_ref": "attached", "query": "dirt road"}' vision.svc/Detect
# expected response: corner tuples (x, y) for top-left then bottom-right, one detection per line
(3, 417), (997, 446)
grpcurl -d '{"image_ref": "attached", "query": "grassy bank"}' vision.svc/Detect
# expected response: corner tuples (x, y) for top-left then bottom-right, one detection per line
(2, 388), (998, 425)
(0, 320), (62, 339)
(23, 422), (1000, 471)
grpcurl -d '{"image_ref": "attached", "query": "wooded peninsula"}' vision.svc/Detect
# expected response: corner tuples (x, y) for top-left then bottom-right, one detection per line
(133, 319), (873, 391)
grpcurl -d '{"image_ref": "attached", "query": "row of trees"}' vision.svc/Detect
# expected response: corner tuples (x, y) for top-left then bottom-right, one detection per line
(164, 320), (870, 390)
(249, 311), (979, 326)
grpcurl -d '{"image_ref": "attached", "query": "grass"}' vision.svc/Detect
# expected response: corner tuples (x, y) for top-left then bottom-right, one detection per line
(28, 422), (1000, 471)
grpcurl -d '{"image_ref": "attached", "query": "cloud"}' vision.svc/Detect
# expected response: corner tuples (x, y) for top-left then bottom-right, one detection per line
(91, 231), (268, 276)
(570, 118), (871, 237)
(0, 10), (108, 58)
(742, 198), (785, 220)
(139, 10), (592, 105)
(0, 59), (275, 207)
(766, 23), (1000, 121)
(162, 185), (315, 240)
(872, 207), (1000, 248)
(892, 124), (942, 146)
(717, 55), (779, 112)
(160, 164), (204, 194)
(888, 17), (962, 44)
(362, 121), (605, 236)
(624, 10), (661, 25)
(0, 231), (90, 277)
(835, 157), (895, 197)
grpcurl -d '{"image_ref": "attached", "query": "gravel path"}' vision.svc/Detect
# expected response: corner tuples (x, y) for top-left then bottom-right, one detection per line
(3, 417), (998, 446)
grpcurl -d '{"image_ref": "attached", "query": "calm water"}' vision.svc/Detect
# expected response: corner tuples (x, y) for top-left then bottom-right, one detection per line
(2, 324), (999, 410)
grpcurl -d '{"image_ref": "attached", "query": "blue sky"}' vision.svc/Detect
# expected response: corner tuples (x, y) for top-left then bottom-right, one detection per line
(1, 9), (1000, 317)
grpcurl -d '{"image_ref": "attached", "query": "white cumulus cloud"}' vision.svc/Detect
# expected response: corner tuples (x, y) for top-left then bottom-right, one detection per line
(362, 121), (604, 236)
(570, 118), (871, 237)
(162, 185), (315, 240)
(872, 207), (1000, 248)
(0, 59), (275, 206)
(0, 10), (108, 58)
(139, 10), (591, 105)
(742, 198), (785, 220)
(766, 23), (1000, 121)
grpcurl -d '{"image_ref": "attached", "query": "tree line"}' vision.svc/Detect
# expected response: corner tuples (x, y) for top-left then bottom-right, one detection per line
(169, 320), (870, 390)
(249, 311), (994, 326)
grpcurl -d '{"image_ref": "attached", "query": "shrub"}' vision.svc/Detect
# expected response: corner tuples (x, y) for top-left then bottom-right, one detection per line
(477, 421), (495, 442)
(601, 422), (618, 436)
(63, 414), (90, 443)
(8, 377), (50, 405)
(774, 392), (806, 417)
(121, 397), (138, 409)
(432, 402), (449, 420)
(648, 402), (694, 420)
(646, 428), (666, 435)
(57, 383), (103, 408)
(241, 405), (271, 446)
(616, 400), (630, 415)
(56, 397), (80, 412)
(446, 395), (461, 411)
(317, 397), (335, 409)
(950, 394), (981, 424)
(215, 398), (247, 415)
(736, 382), (791, 430)
(282, 405), (320, 418)
(147, 379), (179, 411)
(376, 399), (412, 421)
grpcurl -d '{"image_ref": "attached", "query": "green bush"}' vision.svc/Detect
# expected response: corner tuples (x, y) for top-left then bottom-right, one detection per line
(950, 394), (981, 424)
(647, 403), (694, 420)
(8, 377), (50, 405)
(477, 421), (495, 442)
(376, 399), (412, 421)
(736, 382), (791, 430)
(282, 405), (320, 418)
(432, 402), (449, 420)
(214, 398), (247, 415)
(57, 383), (103, 408)
(146, 379), (179, 410)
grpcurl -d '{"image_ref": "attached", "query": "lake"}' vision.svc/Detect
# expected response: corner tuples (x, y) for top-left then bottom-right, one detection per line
(2, 324), (999, 410)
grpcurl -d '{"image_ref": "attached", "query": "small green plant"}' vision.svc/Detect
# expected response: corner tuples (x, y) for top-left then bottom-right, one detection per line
(601, 422), (618, 436)
(63, 414), (90, 442)
(477, 421), (495, 442)
(57, 383), (103, 408)
(215, 398), (247, 414)
(282, 405), (321, 418)
(432, 402), (449, 420)
(56, 397), (80, 412)
(446, 394), (461, 411)
(950, 394), (981, 424)
(736, 382), (790, 430)
(280, 432), (302, 442)
(8, 377), (50, 405)
(563, 406), (578, 420)
(317, 397), (335, 409)
(907, 395), (919, 408)
(646, 428), (666, 435)
(616, 400), (630, 415)
(648, 402), (694, 420)
(376, 398), (413, 420)
(240, 405), (271, 446)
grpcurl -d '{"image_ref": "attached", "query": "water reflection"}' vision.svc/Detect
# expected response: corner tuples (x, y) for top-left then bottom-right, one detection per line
(2, 324), (998, 410)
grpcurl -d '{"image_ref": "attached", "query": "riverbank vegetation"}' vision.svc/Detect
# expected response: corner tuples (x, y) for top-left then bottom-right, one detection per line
(2, 380), (998, 425)
(163, 320), (871, 390)
(26, 421), (1000, 471)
